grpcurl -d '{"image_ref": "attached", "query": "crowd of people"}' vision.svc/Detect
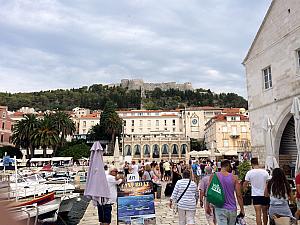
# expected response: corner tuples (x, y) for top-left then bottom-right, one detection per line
(100, 158), (299, 225)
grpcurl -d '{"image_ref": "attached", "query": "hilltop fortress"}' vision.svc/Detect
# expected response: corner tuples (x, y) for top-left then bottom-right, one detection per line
(110, 79), (193, 91)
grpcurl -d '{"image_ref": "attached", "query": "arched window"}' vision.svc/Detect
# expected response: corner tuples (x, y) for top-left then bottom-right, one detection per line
(152, 144), (160, 158)
(162, 144), (169, 155)
(125, 145), (132, 156)
(181, 144), (187, 155)
(134, 145), (141, 157)
(143, 144), (150, 157)
(172, 144), (179, 155)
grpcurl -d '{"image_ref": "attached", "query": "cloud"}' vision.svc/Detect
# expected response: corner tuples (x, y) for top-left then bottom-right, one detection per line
(0, 0), (272, 97)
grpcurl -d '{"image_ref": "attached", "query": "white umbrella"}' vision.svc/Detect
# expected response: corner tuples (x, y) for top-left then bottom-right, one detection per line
(291, 97), (300, 174)
(263, 116), (279, 170)
(84, 141), (110, 206)
(114, 136), (120, 163)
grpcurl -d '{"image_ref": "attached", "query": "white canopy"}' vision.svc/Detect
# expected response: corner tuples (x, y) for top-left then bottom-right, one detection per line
(263, 116), (279, 170)
(224, 150), (238, 156)
(51, 157), (73, 161)
(291, 97), (300, 174)
(30, 158), (51, 162)
(189, 150), (211, 157)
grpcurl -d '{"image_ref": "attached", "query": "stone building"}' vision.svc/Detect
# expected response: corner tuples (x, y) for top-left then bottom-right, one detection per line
(117, 79), (193, 91)
(204, 113), (251, 158)
(243, 0), (300, 165)
(0, 106), (12, 147)
(182, 107), (223, 140)
(118, 110), (189, 161)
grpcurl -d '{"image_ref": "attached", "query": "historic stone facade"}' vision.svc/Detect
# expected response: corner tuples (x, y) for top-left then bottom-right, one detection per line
(243, 0), (300, 165)
(0, 106), (12, 147)
(114, 79), (193, 91)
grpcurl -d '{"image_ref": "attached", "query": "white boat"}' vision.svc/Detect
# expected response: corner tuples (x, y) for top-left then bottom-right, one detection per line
(8, 198), (61, 224)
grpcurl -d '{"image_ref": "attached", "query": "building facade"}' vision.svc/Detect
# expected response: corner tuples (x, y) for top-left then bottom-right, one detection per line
(118, 110), (189, 161)
(243, 0), (300, 165)
(204, 113), (251, 157)
(0, 106), (12, 147)
(182, 107), (223, 140)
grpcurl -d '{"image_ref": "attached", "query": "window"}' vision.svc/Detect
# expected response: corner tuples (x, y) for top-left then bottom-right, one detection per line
(123, 120), (126, 126)
(2, 112), (6, 118)
(131, 120), (134, 126)
(172, 119), (176, 126)
(147, 120), (151, 126)
(0, 134), (3, 142)
(131, 129), (134, 132)
(262, 66), (272, 89)
(297, 49), (300, 67)
(91, 121), (94, 126)
(156, 120), (159, 126)
(164, 120), (167, 126)
(223, 140), (229, 147)
(83, 129), (86, 134)
(173, 128), (176, 132)
(2, 122), (5, 129)
(83, 121), (86, 127)
(139, 120), (143, 126)
(164, 128), (167, 131)
(139, 128), (143, 132)
(222, 126), (228, 133)
(241, 126), (247, 133)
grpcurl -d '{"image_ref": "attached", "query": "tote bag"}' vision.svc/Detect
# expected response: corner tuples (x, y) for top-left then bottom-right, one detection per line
(206, 173), (225, 207)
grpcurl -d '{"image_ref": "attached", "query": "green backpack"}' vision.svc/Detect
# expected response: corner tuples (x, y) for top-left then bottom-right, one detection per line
(206, 173), (225, 207)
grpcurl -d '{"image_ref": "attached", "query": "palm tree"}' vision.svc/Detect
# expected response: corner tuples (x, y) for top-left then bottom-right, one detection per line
(32, 115), (59, 157)
(12, 114), (39, 158)
(51, 112), (76, 155)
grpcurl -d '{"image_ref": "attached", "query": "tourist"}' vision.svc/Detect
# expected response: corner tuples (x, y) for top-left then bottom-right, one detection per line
(159, 160), (164, 181)
(265, 168), (296, 224)
(153, 164), (161, 181)
(295, 170), (300, 220)
(142, 164), (155, 181)
(97, 167), (123, 225)
(123, 161), (129, 178)
(130, 161), (139, 177)
(243, 158), (270, 225)
(163, 160), (171, 182)
(170, 170), (199, 225)
(199, 166), (216, 225)
(206, 159), (244, 225)
(171, 164), (182, 187)
(192, 160), (200, 185)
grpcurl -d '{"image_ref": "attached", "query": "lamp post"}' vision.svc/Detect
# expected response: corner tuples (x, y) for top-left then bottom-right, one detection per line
(122, 120), (125, 160)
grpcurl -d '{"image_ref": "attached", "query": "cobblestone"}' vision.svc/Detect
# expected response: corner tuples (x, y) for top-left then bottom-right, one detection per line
(79, 182), (257, 225)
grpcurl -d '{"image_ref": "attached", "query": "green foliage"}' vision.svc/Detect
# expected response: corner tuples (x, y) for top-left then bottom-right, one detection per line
(0, 146), (23, 158)
(56, 141), (90, 160)
(237, 160), (251, 181)
(89, 101), (122, 144)
(0, 84), (247, 111)
(191, 138), (206, 151)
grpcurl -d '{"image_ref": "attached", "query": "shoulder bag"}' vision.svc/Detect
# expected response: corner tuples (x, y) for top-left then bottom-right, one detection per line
(173, 179), (191, 214)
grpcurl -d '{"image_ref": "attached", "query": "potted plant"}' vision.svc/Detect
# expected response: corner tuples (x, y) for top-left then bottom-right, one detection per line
(237, 160), (252, 205)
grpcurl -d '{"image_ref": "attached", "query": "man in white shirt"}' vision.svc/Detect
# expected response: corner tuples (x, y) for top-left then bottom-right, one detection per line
(97, 167), (123, 225)
(243, 158), (270, 225)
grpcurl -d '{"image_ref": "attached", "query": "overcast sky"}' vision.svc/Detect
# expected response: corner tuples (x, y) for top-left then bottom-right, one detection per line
(0, 0), (271, 97)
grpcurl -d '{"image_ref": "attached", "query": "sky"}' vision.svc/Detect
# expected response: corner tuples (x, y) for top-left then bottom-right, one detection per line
(0, 0), (272, 97)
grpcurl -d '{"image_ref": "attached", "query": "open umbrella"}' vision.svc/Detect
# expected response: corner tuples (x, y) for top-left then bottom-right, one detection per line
(291, 97), (300, 174)
(263, 116), (279, 170)
(84, 141), (110, 206)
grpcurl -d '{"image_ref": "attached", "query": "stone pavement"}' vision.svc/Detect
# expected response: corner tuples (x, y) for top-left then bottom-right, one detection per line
(79, 182), (258, 225)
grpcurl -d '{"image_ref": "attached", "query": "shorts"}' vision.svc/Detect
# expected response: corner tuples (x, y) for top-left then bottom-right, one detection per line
(297, 199), (300, 209)
(165, 170), (171, 177)
(215, 208), (237, 225)
(252, 196), (270, 206)
(97, 204), (112, 223)
(178, 208), (196, 225)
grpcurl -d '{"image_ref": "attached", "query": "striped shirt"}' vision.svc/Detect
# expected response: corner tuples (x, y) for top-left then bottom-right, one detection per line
(171, 179), (199, 210)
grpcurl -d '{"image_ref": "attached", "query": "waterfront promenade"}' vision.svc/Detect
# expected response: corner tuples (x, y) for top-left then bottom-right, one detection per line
(79, 183), (257, 225)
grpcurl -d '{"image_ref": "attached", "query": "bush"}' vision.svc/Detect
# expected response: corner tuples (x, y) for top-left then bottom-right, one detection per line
(237, 160), (251, 181)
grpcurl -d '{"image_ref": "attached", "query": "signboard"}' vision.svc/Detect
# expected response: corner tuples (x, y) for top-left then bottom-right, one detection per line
(126, 174), (139, 182)
(118, 181), (156, 225)
(3, 156), (12, 167)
